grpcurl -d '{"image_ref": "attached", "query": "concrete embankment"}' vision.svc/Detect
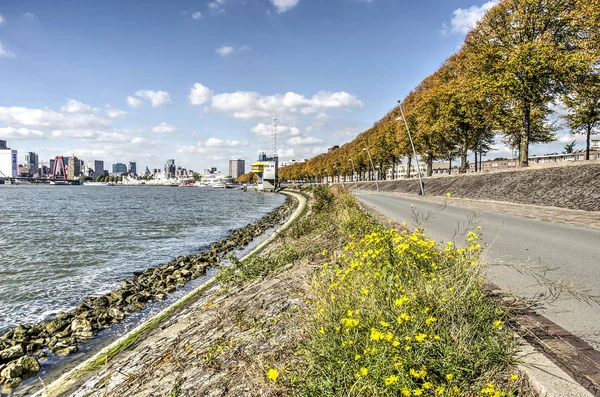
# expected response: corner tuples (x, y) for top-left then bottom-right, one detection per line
(0, 194), (299, 394)
(351, 163), (600, 212)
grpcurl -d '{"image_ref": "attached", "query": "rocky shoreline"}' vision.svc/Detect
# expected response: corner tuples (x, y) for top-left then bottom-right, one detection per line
(0, 194), (298, 392)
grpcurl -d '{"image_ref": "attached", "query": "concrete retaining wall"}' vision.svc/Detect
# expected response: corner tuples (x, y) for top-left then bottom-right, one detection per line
(350, 163), (600, 212)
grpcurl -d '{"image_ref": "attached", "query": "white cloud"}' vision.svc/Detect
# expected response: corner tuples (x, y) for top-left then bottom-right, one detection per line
(210, 89), (363, 119)
(0, 40), (15, 58)
(216, 46), (234, 57)
(192, 11), (202, 20)
(251, 123), (300, 137)
(127, 96), (143, 108)
(61, 99), (93, 114)
(188, 83), (213, 105)
(205, 137), (248, 147)
(208, 0), (226, 14)
(0, 13), (4, 24)
(0, 106), (111, 130)
(287, 136), (323, 146)
(215, 45), (251, 57)
(270, 0), (300, 13)
(0, 127), (44, 140)
(134, 90), (172, 107)
(177, 136), (248, 154)
(105, 107), (127, 119)
(24, 12), (37, 20)
(443, 1), (497, 35)
(152, 122), (178, 133)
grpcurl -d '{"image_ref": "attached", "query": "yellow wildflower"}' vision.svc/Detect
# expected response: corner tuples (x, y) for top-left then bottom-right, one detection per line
(425, 317), (437, 325)
(319, 327), (325, 335)
(267, 368), (279, 382)
(494, 320), (503, 328)
(510, 374), (519, 381)
(446, 373), (454, 381)
(384, 375), (399, 386)
(415, 333), (427, 343)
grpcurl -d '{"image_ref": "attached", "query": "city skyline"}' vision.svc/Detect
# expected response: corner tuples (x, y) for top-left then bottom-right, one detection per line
(0, 0), (594, 173)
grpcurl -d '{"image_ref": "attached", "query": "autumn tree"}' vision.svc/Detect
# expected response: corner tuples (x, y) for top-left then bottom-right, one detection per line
(467, 0), (581, 166)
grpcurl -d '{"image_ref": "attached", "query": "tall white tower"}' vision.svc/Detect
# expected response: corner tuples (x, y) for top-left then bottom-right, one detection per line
(271, 110), (277, 159)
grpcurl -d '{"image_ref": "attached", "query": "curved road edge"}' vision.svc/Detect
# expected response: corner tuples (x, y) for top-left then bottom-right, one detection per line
(33, 190), (308, 397)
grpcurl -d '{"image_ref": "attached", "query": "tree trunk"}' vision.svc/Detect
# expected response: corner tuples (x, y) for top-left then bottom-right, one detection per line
(459, 150), (467, 173)
(520, 101), (531, 167)
(587, 124), (592, 161)
(406, 157), (412, 179)
(426, 156), (433, 177)
(448, 158), (452, 175)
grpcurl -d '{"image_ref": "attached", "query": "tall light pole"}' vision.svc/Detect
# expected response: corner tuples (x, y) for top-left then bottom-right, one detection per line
(396, 101), (424, 195)
(362, 138), (379, 192)
(349, 157), (358, 189)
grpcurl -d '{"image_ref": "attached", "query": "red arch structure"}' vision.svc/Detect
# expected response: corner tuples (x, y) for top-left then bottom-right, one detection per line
(51, 156), (67, 181)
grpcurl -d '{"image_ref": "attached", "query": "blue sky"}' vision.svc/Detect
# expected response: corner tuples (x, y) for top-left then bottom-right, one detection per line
(0, 0), (581, 173)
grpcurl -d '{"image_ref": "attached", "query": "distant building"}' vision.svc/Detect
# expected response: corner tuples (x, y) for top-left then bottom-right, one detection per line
(144, 166), (151, 177)
(164, 159), (176, 179)
(471, 150), (600, 172)
(0, 141), (18, 178)
(67, 155), (81, 180)
(88, 160), (104, 179)
(25, 152), (39, 177)
(251, 151), (278, 192)
(128, 161), (137, 175)
(112, 163), (127, 174)
(591, 140), (599, 150)
(229, 159), (245, 179)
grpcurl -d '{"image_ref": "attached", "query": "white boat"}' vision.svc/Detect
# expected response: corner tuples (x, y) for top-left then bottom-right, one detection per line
(83, 182), (113, 186)
(212, 181), (226, 189)
(195, 183), (210, 188)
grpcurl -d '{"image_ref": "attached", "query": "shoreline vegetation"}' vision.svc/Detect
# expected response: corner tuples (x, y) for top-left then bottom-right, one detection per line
(42, 186), (529, 397)
(0, 195), (298, 392)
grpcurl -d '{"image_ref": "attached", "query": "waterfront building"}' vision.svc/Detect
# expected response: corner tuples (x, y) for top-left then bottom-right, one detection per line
(0, 141), (18, 178)
(67, 155), (81, 180)
(87, 160), (104, 179)
(229, 159), (245, 179)
(112, 163), (127, 174)
(251, 151), (278, 192)
(279, 159), (306, 168)
(165, 159), (176, 179)
(25, 152), (39, 177)
(129, 161), (137, 175)
(470, 150), (600, 172)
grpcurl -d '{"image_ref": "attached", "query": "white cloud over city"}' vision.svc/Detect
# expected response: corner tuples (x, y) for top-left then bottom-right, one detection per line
(0, 40), (15, 58)
(442, 0), (497, 35)
(270, 0), (300, 13)
(129, 90), (172, 108)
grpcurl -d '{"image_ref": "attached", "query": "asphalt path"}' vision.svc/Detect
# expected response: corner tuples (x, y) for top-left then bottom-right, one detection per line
(355, 192), (600, 349)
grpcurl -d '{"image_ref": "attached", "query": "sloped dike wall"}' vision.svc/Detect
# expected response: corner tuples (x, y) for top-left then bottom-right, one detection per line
(351, 163), (600, 212)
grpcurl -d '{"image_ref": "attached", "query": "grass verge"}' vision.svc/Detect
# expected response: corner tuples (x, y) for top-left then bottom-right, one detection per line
(257, 186), (525, 396)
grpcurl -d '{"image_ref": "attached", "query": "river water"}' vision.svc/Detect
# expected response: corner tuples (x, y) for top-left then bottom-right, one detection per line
(0, 185), (285, 333)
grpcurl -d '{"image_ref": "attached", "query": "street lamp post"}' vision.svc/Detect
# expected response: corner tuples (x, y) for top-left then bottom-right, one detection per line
(396, 101), (424, 195)
(362, 139), (379, 192)
(349, 157), (358, 189)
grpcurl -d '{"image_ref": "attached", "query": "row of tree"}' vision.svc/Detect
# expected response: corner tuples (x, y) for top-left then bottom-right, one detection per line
(279, 0), (599, 182)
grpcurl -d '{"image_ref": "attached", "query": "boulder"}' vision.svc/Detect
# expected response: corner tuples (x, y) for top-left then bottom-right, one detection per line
(0, 344), (24, 363)
(55, 345), (78, 355)
(16, 356), (40, 374)
(1, 363), (22, 379)
(92, 296), (109, 308)
(107, 308), (125, 320)
(45, 318), (64, 334)
(2, 376), (23, 389)
(71, 318), (93, 339)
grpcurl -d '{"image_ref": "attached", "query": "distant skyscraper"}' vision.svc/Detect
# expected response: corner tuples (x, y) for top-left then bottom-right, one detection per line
(165, 159), (176, 179)
(112, 163), (127, 174)
(67, 155), (80, 180)
(0, 140), (6, 150)
(88, 160), (104, 179)
(25, 152), (39, 177)
(229, 159), (245, 179)
(128, 161), (137, 175)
